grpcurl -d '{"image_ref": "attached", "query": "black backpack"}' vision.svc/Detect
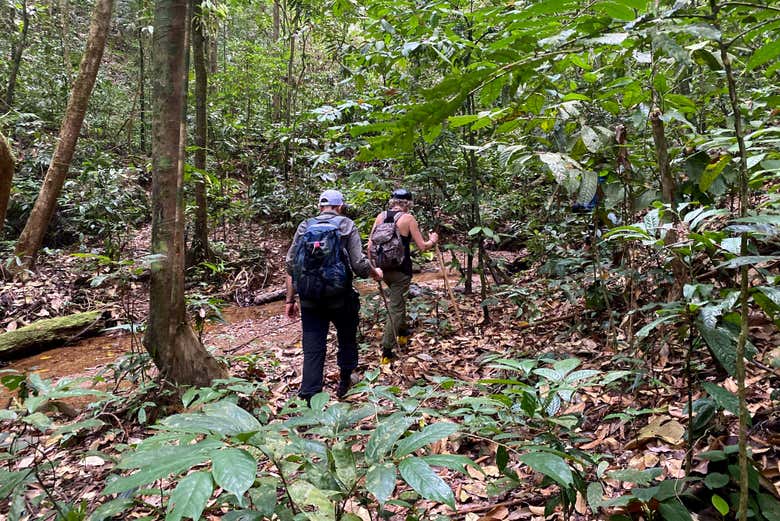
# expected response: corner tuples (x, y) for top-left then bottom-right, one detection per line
(291, 217), (349, 300)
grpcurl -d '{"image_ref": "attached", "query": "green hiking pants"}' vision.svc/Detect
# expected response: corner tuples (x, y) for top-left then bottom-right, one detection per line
(381, 270), (412, 354)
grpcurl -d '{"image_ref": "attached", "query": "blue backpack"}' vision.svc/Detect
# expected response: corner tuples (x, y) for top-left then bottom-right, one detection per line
(292, 217), (350, 300)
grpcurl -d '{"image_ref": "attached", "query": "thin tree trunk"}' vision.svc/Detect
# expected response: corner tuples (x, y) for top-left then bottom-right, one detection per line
(271, 0), (281, 121)
(59, 0), (73, 86)
(144, 0), (227, 386)
(3, 0), (31, 111)
(714, 2), (750, 517)
(649, 107), (686, 300)
(0, 132), (14, 235)
(139, 26), (147, 153)
(649, 108), (676, 210)
(13, 0), (114, 270)
(189, 0), (211, 264)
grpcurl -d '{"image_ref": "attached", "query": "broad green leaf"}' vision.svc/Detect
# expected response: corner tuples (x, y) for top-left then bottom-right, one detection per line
(748, 39), (780, 70)
(718, 256), (778, 269)
(395, 422), (459, 457)
(365, 412), (411, 463)
(700, 155), (730, 192)
(712, 494), (729, 516)
(0, 470), (34, 499)
(163, 401), (261, 436)
(105, 441), (220, 494)
(700, 326), (741, 376)
(519, 452), (573, 488)
(448, 115), (478, 128)
(89, 498), (134, 521)
(595, 0), (637, 20)
(702, 383), (740, 415)
(423, 454), (482, 475)
(607, 467), (662, 485)
(366, 463), (396, 504)
(587, 481), (604, 511)
(221, 512), (264, 521)
(533, 368), (562, 382)
(553, 358), (581, 375)
(166, 471), (213, 521)
(117, 439), (223, 469)
(758, 494), (780, 521)
(658, 498), (693, 521)
(496, 445), (509, 472)
(248, 477), (278, 517)
(398, 457), (455, 509)
(581, 126), (601, 152)
(212, 448), (256, 505)
(331, 442), (357, 489)
(577, 171), (598, 205)
(538, 152), (582, 194)
(565, 369), (600, 382)
(288, 480), (338, 521)
(704, 472), (730, 490)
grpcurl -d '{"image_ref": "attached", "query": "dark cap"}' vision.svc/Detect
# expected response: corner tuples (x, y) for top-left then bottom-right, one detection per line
(391, 188), (413, 201)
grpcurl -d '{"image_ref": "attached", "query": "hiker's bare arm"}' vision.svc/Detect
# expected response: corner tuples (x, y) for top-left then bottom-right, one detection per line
(285, 275), (298, 318)
(408, 217), (438, 251)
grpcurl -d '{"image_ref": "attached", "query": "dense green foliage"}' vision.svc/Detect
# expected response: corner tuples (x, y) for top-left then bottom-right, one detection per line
(1, 0), (779, 519)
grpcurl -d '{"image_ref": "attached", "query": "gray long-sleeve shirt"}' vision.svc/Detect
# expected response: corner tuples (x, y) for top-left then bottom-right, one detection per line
(285, 211), (372, 279)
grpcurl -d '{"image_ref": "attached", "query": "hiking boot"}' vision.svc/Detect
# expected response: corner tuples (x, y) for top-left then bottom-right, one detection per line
(381, 349), (397, 365)
(336, 371), (352, 399)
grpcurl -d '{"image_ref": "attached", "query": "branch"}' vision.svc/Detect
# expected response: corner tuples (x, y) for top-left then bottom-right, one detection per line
(726, 16), (780, 48)
(722, 1), (780, 13)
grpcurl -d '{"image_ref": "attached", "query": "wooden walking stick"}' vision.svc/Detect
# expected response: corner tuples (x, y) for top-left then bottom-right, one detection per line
(435, 243), (464, 333)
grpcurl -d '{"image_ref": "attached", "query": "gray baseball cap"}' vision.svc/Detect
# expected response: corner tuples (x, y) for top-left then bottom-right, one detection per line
(318, 189), (345, 206)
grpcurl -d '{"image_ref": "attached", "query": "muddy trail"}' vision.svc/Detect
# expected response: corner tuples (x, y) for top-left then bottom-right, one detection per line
(2, 269), (464, 402)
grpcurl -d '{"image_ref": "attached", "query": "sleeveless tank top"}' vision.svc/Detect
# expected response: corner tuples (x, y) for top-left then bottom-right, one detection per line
(385, 210), (413, 276)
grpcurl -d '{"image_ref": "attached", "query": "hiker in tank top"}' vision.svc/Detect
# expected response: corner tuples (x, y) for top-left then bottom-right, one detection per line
(368, 189), (438, 363)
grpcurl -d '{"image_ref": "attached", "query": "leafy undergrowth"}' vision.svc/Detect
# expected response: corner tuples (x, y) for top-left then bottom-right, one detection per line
(1, 253), (779, 520)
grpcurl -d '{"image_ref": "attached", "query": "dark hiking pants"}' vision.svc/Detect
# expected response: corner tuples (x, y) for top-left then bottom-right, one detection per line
(299, 290), (360, 399)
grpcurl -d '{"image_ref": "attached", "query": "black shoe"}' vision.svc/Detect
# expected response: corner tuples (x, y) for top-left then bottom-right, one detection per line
(298, 394), (313, 407)
(336, 371), (352, 399)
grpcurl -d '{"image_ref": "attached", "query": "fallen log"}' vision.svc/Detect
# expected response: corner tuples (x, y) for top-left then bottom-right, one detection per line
(0, 310), (105, 359)
(252, 288), (286, 306)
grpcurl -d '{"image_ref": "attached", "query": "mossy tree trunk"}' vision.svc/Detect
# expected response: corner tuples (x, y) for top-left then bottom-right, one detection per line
(0, 132), (13, 235)
(143, 0), (227, 387)
(13, 0), (114, 271)
(0, 311), (103, 359)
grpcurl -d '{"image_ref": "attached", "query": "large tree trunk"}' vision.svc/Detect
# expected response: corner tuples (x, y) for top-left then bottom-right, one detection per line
(3, 0), (31, 111)
(12, 0), (113, 270)
(189, 0), (211, 265)
(144, 0), (227, 387)
(0, 132), (13, 234)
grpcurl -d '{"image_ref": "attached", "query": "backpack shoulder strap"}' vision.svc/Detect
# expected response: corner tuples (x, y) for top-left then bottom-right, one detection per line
(384, 210), (403, 224)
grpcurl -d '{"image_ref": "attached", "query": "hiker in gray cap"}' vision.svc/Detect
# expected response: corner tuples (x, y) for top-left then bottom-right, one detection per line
(285, 189), (383, 402)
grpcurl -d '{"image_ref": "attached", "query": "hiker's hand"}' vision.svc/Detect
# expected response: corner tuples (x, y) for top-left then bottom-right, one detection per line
(429, 232), (439, 245)
(286, 300), (298, 319)
(371, 267), (384, 281)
